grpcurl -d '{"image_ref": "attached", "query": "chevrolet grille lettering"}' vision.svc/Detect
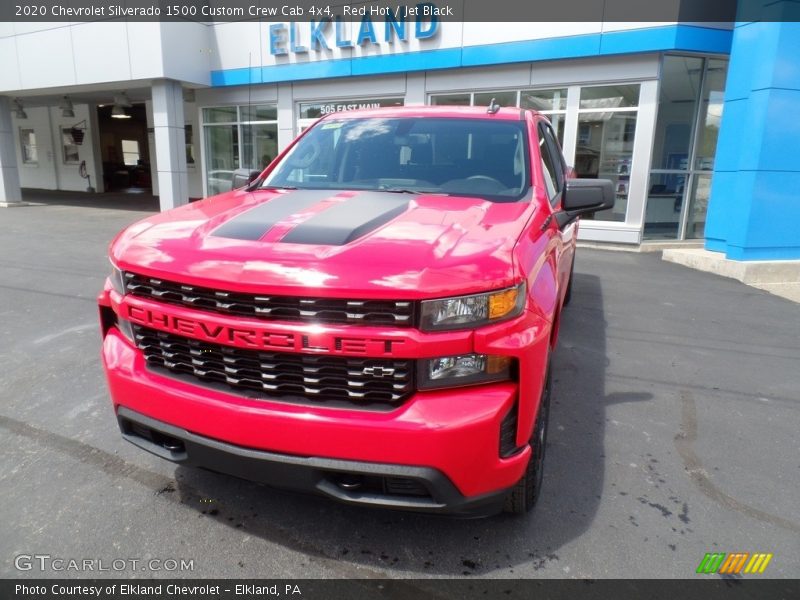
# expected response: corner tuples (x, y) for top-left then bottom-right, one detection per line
(123, 302), (400, 356)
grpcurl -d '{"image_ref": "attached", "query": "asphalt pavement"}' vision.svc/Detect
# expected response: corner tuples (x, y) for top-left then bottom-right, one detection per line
(1, 191), (798, 580)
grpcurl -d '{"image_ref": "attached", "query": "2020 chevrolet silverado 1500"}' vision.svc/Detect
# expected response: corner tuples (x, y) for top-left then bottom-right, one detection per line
(99, 106), (613, 516)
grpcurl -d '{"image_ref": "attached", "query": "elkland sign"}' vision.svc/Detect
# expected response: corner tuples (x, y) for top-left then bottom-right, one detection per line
(268, 3), (441, 56)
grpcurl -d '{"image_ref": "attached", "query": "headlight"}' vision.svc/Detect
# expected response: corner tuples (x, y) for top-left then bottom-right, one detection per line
(109, 261), (125, 295)
(418, 354), (513, 390)
(420, 282), (526, 331)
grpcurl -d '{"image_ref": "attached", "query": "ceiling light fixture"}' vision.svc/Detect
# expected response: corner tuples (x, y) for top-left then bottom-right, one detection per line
(111, 92), (132, 119)
(113, 93), (132, 108)
(111, 105), (131, 119)
(59, 96), (75, 118)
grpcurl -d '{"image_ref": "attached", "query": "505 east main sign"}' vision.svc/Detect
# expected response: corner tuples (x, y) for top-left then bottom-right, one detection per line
(268, 3), (441, 56)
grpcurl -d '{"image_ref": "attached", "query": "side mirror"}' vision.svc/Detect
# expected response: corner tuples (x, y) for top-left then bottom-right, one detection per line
(556, 178), (615, 228)
(231, 168), (261, 190)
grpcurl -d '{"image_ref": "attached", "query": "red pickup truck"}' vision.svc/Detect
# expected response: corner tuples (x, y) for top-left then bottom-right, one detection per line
(99, 106), (613, 516)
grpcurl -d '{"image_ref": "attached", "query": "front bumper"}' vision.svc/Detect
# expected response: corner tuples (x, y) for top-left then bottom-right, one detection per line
(104, 328), (529, 500)
(118, 406), (510, 516)
(100, 284), (552, 512)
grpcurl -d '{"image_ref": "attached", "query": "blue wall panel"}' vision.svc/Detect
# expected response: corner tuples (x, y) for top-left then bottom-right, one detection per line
(350, 47), (462, 76)
(705, 17), (800, 260)
(461, 34), (601, 66)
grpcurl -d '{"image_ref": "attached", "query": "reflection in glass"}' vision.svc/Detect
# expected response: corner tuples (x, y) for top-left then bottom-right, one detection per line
(240, 104), (278, 122)
(644, 172), (687, 239)
(521, 88), (567, 111)
(204, 125), (238, 195)
(543, 114), (565, 146)
(241, 123), (278, 171)
(646, 55), (728, 240)
(474, 91), (518, 108)
(580, 85), (640, 109)
(203, 104), (278, 195)
(686, 174), (711, 239)
(650, 56), (702, 171)
(575, 112), (638, 222)
(694, 59), (728, 171)
(202, 106), (238, 124)
(430, 94), (471, 106)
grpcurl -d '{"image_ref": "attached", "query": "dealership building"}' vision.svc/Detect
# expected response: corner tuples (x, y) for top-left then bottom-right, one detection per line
(0, 6), (798, 261)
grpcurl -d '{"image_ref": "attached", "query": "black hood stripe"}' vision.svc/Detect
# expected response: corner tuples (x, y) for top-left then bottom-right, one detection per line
(211, 190), (332, 241)
(280, 192), (412, 246)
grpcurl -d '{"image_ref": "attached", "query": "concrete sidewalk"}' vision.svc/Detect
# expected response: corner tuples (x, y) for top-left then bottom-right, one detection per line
(0, 198), (798, 579)
(663, 247), (800, 304)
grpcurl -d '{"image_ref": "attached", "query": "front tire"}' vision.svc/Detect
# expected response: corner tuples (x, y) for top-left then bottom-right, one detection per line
(504, 363), (551, 515)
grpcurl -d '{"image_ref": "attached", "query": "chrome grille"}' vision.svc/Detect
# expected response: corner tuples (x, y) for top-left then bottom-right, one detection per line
(134, 326), (414, 407)
(124, 272), (414, 327)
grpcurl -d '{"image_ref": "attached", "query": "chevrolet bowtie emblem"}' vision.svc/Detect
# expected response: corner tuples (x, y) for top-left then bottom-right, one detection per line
(362, 366), (395, 378)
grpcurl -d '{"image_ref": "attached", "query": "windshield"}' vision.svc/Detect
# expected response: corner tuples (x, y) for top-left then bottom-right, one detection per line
(262, 117), (530, 201)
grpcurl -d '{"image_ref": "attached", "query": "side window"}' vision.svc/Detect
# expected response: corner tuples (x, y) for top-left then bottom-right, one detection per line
(538, 124), (559, 204)
(542, 123), (566, 191)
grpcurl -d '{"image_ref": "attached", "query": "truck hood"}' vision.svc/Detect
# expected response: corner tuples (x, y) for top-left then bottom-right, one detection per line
(111, 188), (536, 298)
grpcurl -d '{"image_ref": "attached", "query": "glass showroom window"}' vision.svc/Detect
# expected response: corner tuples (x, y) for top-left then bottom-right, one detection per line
(474, 90), (518, 109)
(575, 84), (640, 222)
(430, 88), (568, 144)
(202, 105), (277, 196)
(645, 56), (729, 240)
(430, 93), (471, 107)
(520, 88), (568, 146)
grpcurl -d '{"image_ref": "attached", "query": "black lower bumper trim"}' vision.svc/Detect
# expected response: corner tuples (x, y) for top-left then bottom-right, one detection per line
(117, 407), (509, 517)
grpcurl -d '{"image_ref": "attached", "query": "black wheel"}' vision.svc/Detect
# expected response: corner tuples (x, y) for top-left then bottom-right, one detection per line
(504, 363), (551, 515)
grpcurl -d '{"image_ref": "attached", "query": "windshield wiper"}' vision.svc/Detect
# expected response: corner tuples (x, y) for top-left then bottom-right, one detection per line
(259, 185), (298, 191)
(380, 188), (445, 195)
